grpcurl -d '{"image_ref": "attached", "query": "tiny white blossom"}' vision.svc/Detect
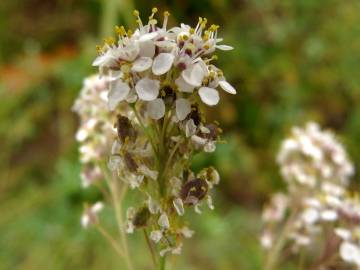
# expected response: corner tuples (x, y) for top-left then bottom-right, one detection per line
(135, 77), (160, 101)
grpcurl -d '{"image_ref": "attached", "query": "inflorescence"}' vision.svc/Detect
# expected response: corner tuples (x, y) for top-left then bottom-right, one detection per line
(262, 122), (359, 269)
(74, 8), (235, 259)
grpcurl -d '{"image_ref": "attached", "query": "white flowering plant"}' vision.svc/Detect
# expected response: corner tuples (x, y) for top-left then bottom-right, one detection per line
(73, 8), (235, 270)
(261, 122), (360, 270)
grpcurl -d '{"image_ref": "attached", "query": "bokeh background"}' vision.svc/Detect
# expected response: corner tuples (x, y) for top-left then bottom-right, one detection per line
(1, 0), (360, 269)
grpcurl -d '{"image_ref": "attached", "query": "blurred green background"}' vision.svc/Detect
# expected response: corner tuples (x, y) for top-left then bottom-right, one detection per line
(1, 0), (359, 269)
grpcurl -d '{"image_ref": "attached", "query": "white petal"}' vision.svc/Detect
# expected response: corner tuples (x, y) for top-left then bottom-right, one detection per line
(340, 242), (360, 263)
(92, 202), (104, 213)
(150, 230), (163, 243)
(139, 40), (155, 58)
(219, 80), (236, 94)
(135, 78), (160, 101)
(92, 55), (107, 66)
(81, 215), (90, 229)
(198, 87), (219, 106)
(173, 198), (185, 216)
(139, 32), (158, 42)
(152, 53), (175, 75)
(182, 63), (205, 87)
(216, 44), (234, 51)
(131, 57), (153, 72)
(108, 80), (130, 110)
(175, 98), (191, 121)
(335, 228), (351, 240)
(185, 119), (197, 137)
(158, 213), (170, 229)
(175, 76), (194, 93)
(147, 98), (165, 119)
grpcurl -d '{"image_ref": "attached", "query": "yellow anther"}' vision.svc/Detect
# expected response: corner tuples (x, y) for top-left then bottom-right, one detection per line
(133, 10), (140, 17)
(115, 25), (126, 36)
(212, 55), (218, 61)
(203, 44), (210, 50)
(189, 28), (195, 34)
(149, 18), (157, 25)
(164, 11), (170, 17)
(152, 7), (158, 13)
(96, 45), (103, 54)
(127, 29), (133, 37)
(104, 37), (115, 45)
(201, 18), (208, 29)
(198, 17), (203, 23)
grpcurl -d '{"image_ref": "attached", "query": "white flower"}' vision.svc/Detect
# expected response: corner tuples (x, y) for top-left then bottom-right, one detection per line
(135, 77), (160, 101)
(182, 63), (205, 87)
(175, 75), (194, 93)
(335, 228), (352, 240)
(173, 198), (185, 216)
(150, 230), (163, 243)
(81, 202), (104, 229)
(178, 227), (194, 238)
(147, 98), (165, 119)
(147, 196), (160, 214)
(320, 209), (338, 221)
(219, 80), (236, 94)
(340, 241), (360, 266)
(125, 207), (136, 234)
(152, 53), (175, 75)
(198, 87), (219, 106)
(160, 243), (183, 257)
(206, 195), (214, 210)
(131, 56), (153, 72)
(185, 119), (197, 137)
(301, 208), (319, 224)
(175, 98), (191, 121)
(138, 164), (159, 180)
(158, 213), (170, 229)
(108, 80), (130, 110)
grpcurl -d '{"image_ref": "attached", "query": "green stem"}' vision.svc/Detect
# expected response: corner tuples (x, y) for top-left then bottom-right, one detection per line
(143, 229), (157, 268)
(159, 255), (166, 270)
(264, 211), (296, 270)
(111, 175), (134, 270)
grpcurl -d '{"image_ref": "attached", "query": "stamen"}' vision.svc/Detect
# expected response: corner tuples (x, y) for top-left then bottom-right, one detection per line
(133, 9), (143, 27)
(163, 10), (170, 29)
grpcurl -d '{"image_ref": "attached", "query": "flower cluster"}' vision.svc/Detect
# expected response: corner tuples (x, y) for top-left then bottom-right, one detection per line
(262, 122), (360, 269)
(74, 8), (235, 260)
(73, 75), (116, 188)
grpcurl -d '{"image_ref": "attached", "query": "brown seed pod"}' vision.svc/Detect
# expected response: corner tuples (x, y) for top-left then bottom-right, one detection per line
(188, 105), (202, 126)
(180, 178), (208, 205)
(115, 115), (137, 143)
(133, 207), (151, 228)
(124, 151), (138, 172)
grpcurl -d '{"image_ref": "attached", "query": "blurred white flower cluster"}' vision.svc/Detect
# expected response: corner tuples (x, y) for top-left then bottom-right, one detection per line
(262, 122), (360, 269)
(74, 8), (235, 258)
(73, 75), (117, 187)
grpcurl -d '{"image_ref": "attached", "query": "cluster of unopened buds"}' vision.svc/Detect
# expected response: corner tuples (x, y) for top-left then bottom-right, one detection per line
(261, 122), (360, 269)
(73, 7), (235, 268)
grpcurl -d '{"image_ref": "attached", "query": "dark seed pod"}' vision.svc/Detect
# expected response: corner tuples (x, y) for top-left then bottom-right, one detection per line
(180, 178), (208, 205)
(188, 105), (202, 126)
(160, 85), (177, 106)
(116, 115), (137, 143)
(133, 207), (151, 228)
(124, 151), (138, 172)
(202, 123), (219, 141)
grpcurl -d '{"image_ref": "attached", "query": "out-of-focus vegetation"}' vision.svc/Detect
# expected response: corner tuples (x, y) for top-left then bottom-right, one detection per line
(1, 0), (359, 269)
